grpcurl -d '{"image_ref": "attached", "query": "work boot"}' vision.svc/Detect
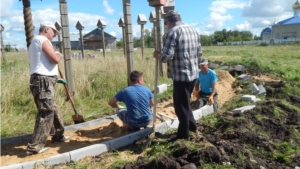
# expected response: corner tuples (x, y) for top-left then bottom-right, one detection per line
(52, 135), (72, 143)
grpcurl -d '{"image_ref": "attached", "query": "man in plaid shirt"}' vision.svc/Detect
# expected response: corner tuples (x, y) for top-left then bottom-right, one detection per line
(154, 10), (202, 141)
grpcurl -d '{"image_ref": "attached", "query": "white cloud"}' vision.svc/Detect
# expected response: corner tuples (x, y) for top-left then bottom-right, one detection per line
(209, 0), (246, 14)
(5, 32), (10, 38)
(236, 21), (251, 30)
(205, 12), (233, 30)
(0, 0), (14, 17)
(242, 0), (285, 17)
(110, 31), (116, 37)
(103, 0), (115, 15)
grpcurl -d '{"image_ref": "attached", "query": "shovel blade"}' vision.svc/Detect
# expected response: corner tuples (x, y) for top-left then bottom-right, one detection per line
(72, 114), (85, 124)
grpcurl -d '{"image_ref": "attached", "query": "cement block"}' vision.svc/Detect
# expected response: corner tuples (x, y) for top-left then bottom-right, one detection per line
(238, 74), (247, 79)
(209, 63), (219, 69)
(39, 152), (71, 167)
(257, 84), (266, 95)
(241, 95), (256, 102)
(206, 105), (214, 115)
(219, 66), (229, 70)
(235, 65), (245, 72)
(250, 83), (260, 94)
(157, 83), (168, 94)
(1, 163), (22, 169)
(241, 75), (251, 82)
(70, 144), (109, 162)
(106, 135), (133, 150)
(21, 152), (71, 169)
(193, 108), (203, 120)
(252, 98), (261, 103)
(202, 105), (214, 116)
(155, 121), (172, 134)
(232, 105), (256, 114)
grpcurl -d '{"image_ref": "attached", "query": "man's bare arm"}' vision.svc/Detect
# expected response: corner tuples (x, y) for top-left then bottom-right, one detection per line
(42, 40), (62, 64)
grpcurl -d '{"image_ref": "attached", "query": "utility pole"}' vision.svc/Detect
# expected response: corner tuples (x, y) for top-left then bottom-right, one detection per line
(137, 14), (147, 58)
(97, 19), (106, 58)
(118, 18), (126, 58)
(59, 0), (75, 95)
(148, 0), (166, 134)
(122, 0), (134, 86)
(76, 21), (85, 59)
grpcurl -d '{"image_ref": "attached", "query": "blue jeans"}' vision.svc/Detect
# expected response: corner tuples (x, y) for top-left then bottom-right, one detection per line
(117, 109), (152, 130)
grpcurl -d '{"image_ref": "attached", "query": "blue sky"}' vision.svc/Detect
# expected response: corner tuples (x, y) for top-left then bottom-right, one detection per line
(0, 0), (297, 48)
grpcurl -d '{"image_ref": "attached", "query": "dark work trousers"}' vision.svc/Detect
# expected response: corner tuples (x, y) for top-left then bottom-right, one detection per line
(27, 74), (65, 152)
(173, 79), (197, 139)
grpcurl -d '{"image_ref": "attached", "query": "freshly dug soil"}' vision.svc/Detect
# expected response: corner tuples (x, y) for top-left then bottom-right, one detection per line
(103, 73), (300, 169)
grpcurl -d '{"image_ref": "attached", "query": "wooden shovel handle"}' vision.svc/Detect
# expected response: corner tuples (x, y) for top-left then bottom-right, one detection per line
(58, 66), (78, 115)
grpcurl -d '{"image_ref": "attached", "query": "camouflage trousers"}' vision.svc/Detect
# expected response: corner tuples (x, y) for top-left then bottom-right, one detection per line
(27, 74), (65, 152)
(191, 91), (219, 111)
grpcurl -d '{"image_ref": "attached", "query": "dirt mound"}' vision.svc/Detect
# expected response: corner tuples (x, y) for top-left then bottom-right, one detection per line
(215, 70), (236, 107)
(108, 80), (300, 169)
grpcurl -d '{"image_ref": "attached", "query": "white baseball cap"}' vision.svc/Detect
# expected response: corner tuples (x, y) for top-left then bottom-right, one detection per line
(40, 21), (59, 35)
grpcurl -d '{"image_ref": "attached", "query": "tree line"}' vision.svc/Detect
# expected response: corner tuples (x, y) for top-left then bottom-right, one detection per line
(116, 28), (261, 48)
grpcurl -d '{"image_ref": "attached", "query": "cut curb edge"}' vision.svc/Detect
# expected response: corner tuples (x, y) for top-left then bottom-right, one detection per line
(1, 105), (214, 169)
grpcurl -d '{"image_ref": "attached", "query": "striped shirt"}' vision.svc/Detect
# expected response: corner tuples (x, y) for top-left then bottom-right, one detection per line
(160, 21), (202, 82)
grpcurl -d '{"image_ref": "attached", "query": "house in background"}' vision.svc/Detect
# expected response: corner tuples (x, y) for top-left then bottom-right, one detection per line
(262, 0), (300, 41)
(83, 28), (116, 50)
(52, 28), (116, 50)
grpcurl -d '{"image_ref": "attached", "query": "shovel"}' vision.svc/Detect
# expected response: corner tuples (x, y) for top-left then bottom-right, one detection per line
(58, 66), (85, 124)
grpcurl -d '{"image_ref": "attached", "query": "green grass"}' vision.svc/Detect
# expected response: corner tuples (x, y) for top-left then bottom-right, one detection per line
(2, 45), (299, 137)
(1, 44), (300, 168)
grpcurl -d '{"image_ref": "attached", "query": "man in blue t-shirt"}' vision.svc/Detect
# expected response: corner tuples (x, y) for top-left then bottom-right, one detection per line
(193, 59), (219, 111)
(108, 70), (154, 132)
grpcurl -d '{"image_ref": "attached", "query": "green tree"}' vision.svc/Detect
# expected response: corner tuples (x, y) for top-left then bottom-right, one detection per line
(200, 35), (213, 46)
(144, 28), (154, 48)
(116, 40), (123, 48)
(4, 45), (12, 52)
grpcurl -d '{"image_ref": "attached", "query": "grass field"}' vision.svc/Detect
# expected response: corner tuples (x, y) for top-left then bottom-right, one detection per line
(1, 44), (300, 138)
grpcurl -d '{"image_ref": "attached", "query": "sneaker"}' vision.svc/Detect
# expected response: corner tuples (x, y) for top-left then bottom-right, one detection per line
(26, 147), (49, 155)
(52, 135), (72, 143)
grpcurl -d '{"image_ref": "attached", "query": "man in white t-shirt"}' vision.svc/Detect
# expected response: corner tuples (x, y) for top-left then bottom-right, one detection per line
(26, 21), (70, 155)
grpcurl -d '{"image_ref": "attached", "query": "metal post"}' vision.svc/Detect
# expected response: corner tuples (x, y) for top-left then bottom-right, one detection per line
(123, 0), (134, 86)
(22, 0), (34, 48)
(59, 0), (75, 95)
(0, 24), (5, 63)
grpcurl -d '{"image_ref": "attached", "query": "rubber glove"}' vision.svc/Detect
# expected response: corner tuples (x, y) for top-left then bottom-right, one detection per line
(193, 90), (199, 100)
(208, 95), (214, 104)
(57, 78), (67, 84)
